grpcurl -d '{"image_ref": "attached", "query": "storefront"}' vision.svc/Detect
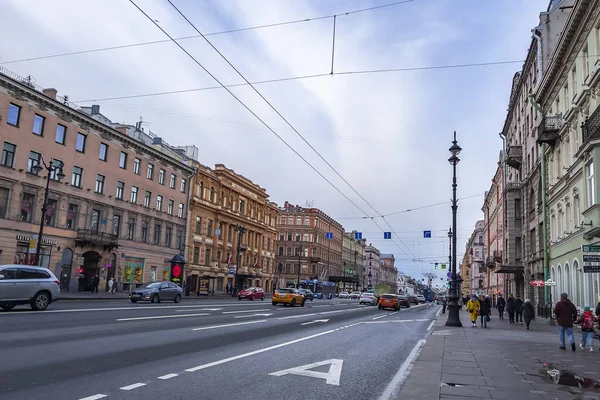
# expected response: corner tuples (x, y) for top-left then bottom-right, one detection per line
(13, 234), (57, 268)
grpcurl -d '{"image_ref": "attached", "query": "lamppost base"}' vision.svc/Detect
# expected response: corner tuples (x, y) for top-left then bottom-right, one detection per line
(444, 302), (463, 327)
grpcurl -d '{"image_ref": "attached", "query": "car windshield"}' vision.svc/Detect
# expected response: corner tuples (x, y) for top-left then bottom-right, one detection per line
(145, 282), (162, 288)
(276, 288), (294, 293)
(398, 296), (407, 299)
(245, 287), (256, 291)
(381, 294), (396, 299)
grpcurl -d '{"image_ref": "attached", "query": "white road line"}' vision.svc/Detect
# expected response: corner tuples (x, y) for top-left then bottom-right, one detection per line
(185, 328), (338, 372)
(363, 320), (416, 324)
(427, 320), (435, 331)
(378, 339), (427, 400)
(310, 305), (330, 308)
(278, 313), (317, 320)
(223, 309), (269, 314)
(157, 373), (179, 380)
(389, 311), (399, 316)
(175, 308), (222, 312)
(78, 395), (107, 400)
(234, 313), (273, 319)
(0, 303), (266, 315)
(116, 313), (209, 321)
(372, 314), (389, 320)
(120, 383), (146, 391)
(435, 307), (442, 317)
(192, 320), (266, 331)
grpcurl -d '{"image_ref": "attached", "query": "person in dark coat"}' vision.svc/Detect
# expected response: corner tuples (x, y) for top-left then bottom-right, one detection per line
(514, 295), (524, 325)
(479, 295), (491, 328)
(521, 299), (535, 330)
(496, 294), (506, 320)
(506, 295), (516, 324)
(554, 292), (578, 351)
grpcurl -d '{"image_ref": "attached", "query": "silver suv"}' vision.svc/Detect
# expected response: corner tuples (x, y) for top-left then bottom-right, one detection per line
(0, 265), (61, 311)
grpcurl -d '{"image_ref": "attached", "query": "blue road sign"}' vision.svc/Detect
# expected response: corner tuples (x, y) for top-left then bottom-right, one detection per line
(326, 232), (333, 240)
(229, 267), (235, 274)
(384, 232), (391, 239)
(423, 230), (432, 238)
(354, 232), (362, 240)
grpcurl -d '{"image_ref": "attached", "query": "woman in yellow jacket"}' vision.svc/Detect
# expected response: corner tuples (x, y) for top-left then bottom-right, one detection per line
(466, 295), (481, 327)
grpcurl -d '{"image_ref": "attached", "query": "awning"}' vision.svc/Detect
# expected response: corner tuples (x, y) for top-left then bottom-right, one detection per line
(495, 265), (524, 274)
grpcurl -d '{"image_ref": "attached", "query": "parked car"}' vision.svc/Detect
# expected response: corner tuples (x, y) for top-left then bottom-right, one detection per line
(297, 288), (314, 301)
(397, 295), (411, 308)
(130, 282), (183, 303)
(359, 293), (378, 305)
(378, 294), (400, 311)
(416, 295), (426, 303)
(338, 291), (350, 299)
(407, 295), (418, 305)
(238, 287), (265, 301)
(349, 291), (361, 299)
(272, 288), (306, 307)
(0, 265), (61, 311)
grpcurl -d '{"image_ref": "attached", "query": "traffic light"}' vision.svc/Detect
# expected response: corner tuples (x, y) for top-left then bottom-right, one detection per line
(435, 263), (438, 270)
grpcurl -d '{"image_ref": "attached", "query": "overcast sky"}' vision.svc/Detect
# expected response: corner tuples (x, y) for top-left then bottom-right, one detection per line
(0, 0), (549, 284)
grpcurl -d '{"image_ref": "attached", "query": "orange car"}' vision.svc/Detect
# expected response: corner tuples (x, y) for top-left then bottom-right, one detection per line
(378, 294), (400, 311)
(272, 288), (306, 307)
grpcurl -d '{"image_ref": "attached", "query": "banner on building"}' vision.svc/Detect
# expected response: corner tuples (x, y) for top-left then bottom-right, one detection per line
(123, 257), (145, 283)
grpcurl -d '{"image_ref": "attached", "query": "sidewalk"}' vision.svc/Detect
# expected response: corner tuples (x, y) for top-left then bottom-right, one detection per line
(59, 291), (239, 300)
(397, 309), (600, 399)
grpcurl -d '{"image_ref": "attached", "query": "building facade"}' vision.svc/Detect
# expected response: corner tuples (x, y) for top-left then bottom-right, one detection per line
(274, 202), (343, 288)
(536, 0), (600, 309)
(379, 253), (398, 293)
(363, 244), (381, 290)
(341, 230), (366, 291)
(187, 162), (278, 294)
(465, 220), (486, 295)
(0, 68), (194, 292)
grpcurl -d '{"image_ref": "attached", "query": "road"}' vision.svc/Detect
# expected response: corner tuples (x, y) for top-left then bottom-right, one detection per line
(0, 297), (439, 400)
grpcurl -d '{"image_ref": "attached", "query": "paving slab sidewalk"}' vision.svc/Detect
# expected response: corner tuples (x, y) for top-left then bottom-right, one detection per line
(397, 309), (600, 400)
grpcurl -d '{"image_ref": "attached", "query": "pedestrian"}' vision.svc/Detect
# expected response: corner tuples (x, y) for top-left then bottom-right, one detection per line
(514, 295), (524, 325)
(575, 306), (598, 352)
(108, 277), (114, 295)
(497, 294), (506, 320)
(479, 295), (490, 328)
(506, 294), (516, 323)
(554, 292), (578, 351)
(466, 295), (480, 327)
(521, 299), (535, 330)
(93, 276), (99, 294)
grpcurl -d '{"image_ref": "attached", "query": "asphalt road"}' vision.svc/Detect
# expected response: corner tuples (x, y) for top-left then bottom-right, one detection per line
(0, 298), (439, 400)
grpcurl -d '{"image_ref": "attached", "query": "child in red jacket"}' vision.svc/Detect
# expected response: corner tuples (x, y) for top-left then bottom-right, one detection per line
(576, 306), (598, 352)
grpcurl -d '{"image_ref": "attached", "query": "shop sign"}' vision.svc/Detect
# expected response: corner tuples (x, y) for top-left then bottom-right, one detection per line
(198, 279), (209, 295)
(162, 265), (170, 281)
(123, 257), (144, 283)
(16, 235), (57, 246)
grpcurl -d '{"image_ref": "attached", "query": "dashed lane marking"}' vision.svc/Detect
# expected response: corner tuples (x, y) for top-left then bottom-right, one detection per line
(116, 313), (209, 322)
(78, 395), (107, 400)
(222, 309), (269, 314)
(427, 320), (435, 331)
(278, 313), (318, 320)
(372, 314), (389, 320)
(157, 373), (179, 380)
(119, 383), (146, 391)
(191, 320), (267, 331)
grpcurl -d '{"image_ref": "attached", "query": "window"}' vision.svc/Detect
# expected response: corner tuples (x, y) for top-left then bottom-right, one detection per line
(91, 209), (100, 233)
(147, 163), (154, 180)
(195, 216), (202, 234)
(153, 223), (161, 244)
(156, 195), (163, 211)
(286, 247), (292, 256)
(20, 193), (35, 222)
(72, 166), (83, 188)
(218, 222), (223, 239)
(239, 199), (245, 214)
(95, 174), (105, 194)
(165, 227), (172, 247)
(278, 247), (284, 256)
(119, 152), (127, 169)
(55, 124), (66, 144)
(98, 143), (108, 161)
(207, 220), (213, 237)
(198, 182), (204, 198)
(113, 215), (121, 236)
(27, 151), (41, 174)
(181, 178), (186, 193)
(0, 187), (9, 218)
(304, 217), (309, 226)
(141, 221), (148, 242)
(116, 181), (124, 200)
(175, 229), (182, 249)
(210, 187), (215, 202)
(193, 247), (200, 264)
(1, 142), (16, 167)
(205, 248), (211, 265)
(7, 103), (20, 126)
(44, 198), (58, 226)
(127, 218), (136, 240)
(49, 159), (63, 181)
(131, 186), (138, 203)
(159, 169), (165, 184)
(178, 203), (184, 218)
(133, 158), (140, 174)
(170, 174), (176, 189)
(76, 133), (86, 152)
(168, 200), (174, 215)
(66, 203), (78, 229)
(144, 191), (151, 207)
(586, 161), (595, 207)
(32, 114), (45, 136)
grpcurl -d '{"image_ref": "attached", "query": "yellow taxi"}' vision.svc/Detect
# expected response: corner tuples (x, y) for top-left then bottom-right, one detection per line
(272, 288), (306, 307)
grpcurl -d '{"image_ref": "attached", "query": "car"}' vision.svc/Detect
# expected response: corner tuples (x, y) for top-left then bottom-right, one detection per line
(297, 288), (314, 301)
(238, 287), (265, 301)
(349, 291), (361, 299)
(378, 294), (400, 311)
(436, 296), (446, 305)
(272, 288), (306, 307)
(416, 295), (426, 303)
(359, 293), (377, 305)
(338, 291), (350, 299)
(129, 282), (183, 303)
(397, 295), (411, 308)
(407, 295), (418, 304)
(0, 264), (61, 311)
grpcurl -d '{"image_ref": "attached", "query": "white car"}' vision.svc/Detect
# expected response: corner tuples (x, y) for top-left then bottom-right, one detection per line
(416, 295), (426, 303)
(359, 293), (378, 305)
(338, 291), (350, 299)
(0, 265), (61, 311)
(349, 291), (361, 299)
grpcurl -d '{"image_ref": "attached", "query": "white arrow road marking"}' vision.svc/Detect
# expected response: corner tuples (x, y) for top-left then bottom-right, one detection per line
(223, 309), (269, 314)
(278, 313), (318, 320)
(300, 319), (329, 326)
(191, 320), (267, 331)
(234, 313), (273, 319)
(116, 313), (209, 321)
(378, 339), (426, 400)
(269, 359), (344, 386)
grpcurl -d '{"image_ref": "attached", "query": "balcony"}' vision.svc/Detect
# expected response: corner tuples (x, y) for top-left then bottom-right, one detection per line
(485, 257), (495, 268)
(493, 250), (503, 263)
(506, 146), (522, 169)
(75, 229), (119, 251)
(582, 106), (600, 144)
(505, 182), (522, 191)
(537, 114), (563, 147)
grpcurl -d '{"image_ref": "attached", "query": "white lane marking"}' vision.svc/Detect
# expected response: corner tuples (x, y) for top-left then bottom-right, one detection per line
(223, 309), (269, 314)
(157, 373), (179, 380)
(300, 319), (330, 326)
(278, 313), (318, 320)
(78, 395), (107, 400)
(269, 359), (344, 385)
(116, 313), (209, 321)
(378, 339), (427, 400)
(436, 307), (442, 317)
(427, 320), (435, 331)
(389, 311), (399, 316)
(192, 320), (267, 331)
(372, 314), (389, 320)
(120, 383), (146, 391)
(175, 308), (222, 312)
(234, 313), (273, 319)
(310, 305), (330, 308)
(0, 303), (268, 315)
(362, 320), (429, 324)
(185, 328), (338, 372)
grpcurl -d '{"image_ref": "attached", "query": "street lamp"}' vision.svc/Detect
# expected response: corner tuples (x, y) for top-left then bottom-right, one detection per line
(232, 225), (246, 296)
(445, 131), (462, 327)
(296, 246), (303, 289)
(32, 158), (65, 267)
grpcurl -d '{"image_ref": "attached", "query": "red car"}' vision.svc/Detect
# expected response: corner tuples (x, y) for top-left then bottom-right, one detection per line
(238, 287), (265, 301)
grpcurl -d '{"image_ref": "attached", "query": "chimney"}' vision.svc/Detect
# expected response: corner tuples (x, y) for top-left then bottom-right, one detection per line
(91, 104), (100, 115)
(42, 88), (57, 99)
(115, 126), (128, 135)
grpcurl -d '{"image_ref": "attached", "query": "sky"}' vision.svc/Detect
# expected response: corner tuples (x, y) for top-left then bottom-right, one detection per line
(0, 0), (550, 284)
